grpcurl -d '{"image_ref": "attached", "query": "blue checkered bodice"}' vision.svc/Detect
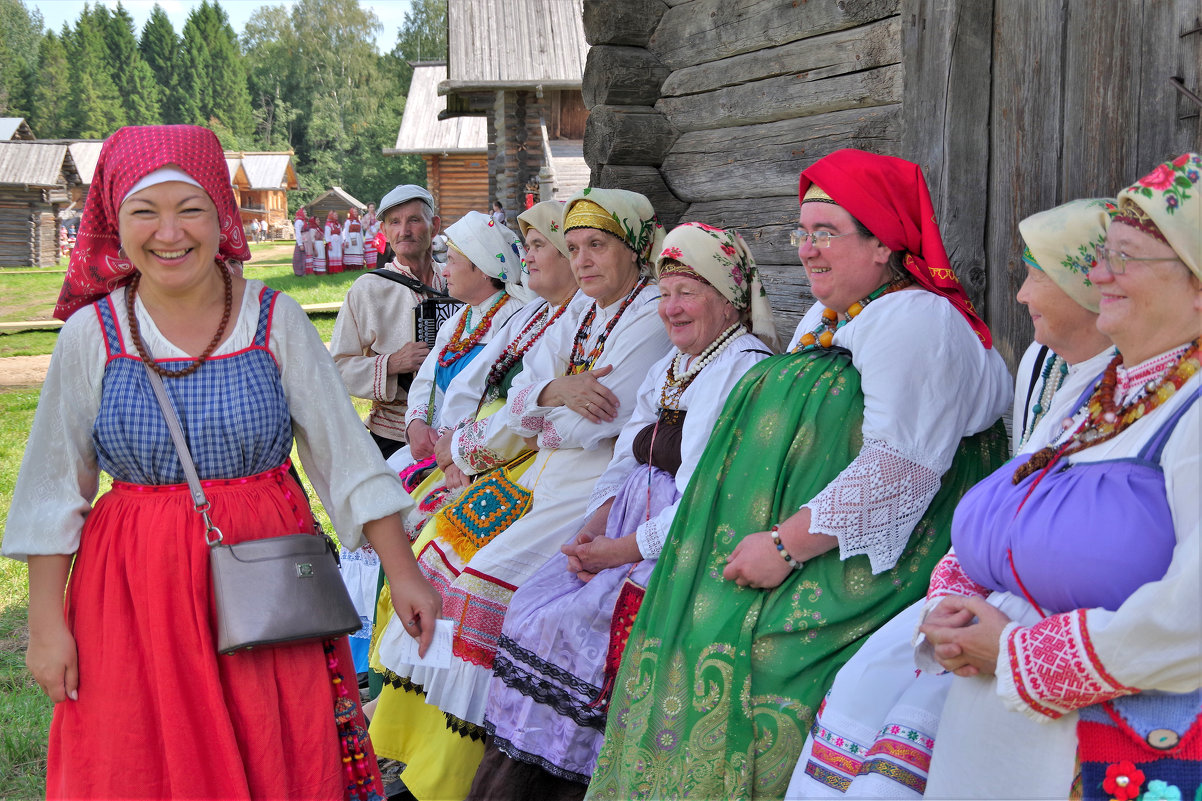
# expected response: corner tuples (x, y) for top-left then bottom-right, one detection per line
(91, 288), (293, 485)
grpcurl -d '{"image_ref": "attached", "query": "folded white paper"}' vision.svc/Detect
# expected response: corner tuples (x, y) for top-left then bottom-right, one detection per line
(377, 615), (455, 672)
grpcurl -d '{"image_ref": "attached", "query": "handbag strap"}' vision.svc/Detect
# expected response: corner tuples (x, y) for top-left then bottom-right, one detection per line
(139, 356), (225, 546)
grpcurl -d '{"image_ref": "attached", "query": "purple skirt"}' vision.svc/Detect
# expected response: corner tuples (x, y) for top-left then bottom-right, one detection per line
(484, 464), (679, 782)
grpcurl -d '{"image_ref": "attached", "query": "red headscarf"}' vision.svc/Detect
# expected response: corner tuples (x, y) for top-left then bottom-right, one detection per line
(295, 207), (307, 222)
(54, 125), (250, 321)
(798, 149), (991, 348)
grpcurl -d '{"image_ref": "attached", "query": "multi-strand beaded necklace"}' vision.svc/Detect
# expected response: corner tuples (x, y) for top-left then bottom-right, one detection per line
(566, 276), (651, 375)
(437, 293), (510, 368)
(1013, 337), (1200, 485)
(791, 276), (912, 352)
(658, 322), (744, 419)
(1019, 352), (1070, 448)
(480, 300), (571, 402)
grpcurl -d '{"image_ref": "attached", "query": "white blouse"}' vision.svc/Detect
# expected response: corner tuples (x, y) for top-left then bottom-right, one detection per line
(404, 290), (526, 430)
(786, 289), (1012, 573)
(593, 333), (773, 559)
(506, 285), (673, 502)
(2, 280), (410, 558)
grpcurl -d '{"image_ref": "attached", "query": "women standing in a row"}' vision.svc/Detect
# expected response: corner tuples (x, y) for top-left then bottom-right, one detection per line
(587, 150), (1012, 800)
(344, 207), (365, 270)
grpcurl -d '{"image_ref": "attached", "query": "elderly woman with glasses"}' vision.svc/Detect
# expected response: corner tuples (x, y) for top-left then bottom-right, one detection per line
(916, 154), (1202, 800)
(586, 149), (1012, 800)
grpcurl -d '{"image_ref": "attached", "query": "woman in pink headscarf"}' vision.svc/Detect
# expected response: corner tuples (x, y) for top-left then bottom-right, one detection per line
(4, 125), (440, 800)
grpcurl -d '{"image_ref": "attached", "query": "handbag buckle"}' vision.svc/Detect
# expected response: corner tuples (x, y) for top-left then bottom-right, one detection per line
(295, 562), (315, 577)
(197, 501), (224, 546)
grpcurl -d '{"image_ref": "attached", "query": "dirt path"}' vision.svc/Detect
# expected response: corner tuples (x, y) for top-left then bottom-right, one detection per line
(0, 354), (51, 387)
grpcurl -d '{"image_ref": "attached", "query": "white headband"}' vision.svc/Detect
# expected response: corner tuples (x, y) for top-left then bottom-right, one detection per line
(121, 166), (205, 205)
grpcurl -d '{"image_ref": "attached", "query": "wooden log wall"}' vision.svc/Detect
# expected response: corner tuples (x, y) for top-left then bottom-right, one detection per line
(426, 153), (491, 225)
(0, 190), (64, 267)
(583, 0), (1202, 364)
(583, 0), (903, 335)
(492, 90), (542, 226)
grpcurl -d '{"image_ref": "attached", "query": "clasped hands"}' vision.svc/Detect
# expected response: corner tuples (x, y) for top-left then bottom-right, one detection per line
(918, 595), (1011, 677)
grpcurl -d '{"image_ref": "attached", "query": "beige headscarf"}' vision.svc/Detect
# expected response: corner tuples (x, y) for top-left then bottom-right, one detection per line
(1113, 152), (1201, 279)
(1018, 198), (1114, 314)
(517, 200), (569, 258)
(563, 188), (665, 270)
(655, 222), (779, 351)
(444, 210), (535, 302)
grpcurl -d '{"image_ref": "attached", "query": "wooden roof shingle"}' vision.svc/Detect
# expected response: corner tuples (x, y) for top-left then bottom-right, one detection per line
(387, 64), (488, 154)
(443, 0), (587, 93)
(0, 142), (79, 187)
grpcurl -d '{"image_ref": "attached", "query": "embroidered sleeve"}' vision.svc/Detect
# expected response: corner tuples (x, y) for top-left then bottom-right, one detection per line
(405, 403), (430, 428)
(926, 551), (990, 603)
(506, 381), (550, 437)
(634, 515), (667, 561)
(805, 437), (944, 574)
(997, 610), (1136, 721)
(452, 417), (509, 475)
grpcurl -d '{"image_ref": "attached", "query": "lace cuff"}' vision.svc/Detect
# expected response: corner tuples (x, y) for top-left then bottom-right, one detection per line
(587, 479), (624, 516)
(1001, 609), (1135, 721)
(634, 517), (666, 560)
(927, 552), (990, 603)
(806, 438), (943, 574)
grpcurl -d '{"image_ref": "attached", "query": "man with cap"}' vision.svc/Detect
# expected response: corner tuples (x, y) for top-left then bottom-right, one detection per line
(330, 184), (445, 457)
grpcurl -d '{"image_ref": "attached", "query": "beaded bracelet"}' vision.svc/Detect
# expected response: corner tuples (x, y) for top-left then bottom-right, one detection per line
(770, 524), (801, 570)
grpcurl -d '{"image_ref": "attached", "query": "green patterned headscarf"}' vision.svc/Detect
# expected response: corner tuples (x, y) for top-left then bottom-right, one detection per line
(563, 187), (665, 271)
(1114, 152), (1201, 279)
(1017, 198), (1115, 314)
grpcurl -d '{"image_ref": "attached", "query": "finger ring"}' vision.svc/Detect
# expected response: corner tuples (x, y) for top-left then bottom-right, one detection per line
(586, 402), (593, 411)
(406, 619), (416, 626)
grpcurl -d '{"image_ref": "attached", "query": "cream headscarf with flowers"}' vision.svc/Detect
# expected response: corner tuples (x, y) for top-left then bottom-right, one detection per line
(444, 210), (535, 302)
(655, 222), (779, 351)
(517, 200), (569, 258)
(1114, 152), (1201, 279)
(1018, 198), (1115, 314)
(563, 187), (665, 270)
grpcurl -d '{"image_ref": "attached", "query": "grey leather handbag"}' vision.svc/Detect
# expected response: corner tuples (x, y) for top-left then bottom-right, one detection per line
(141, 359), (361, 654)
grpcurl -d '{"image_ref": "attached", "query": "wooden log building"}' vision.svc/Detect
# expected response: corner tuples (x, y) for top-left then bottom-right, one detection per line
(306, 187), (368, 227)
(439, 0), (592, 224)
(227, 152), (300, 235)
(0, 141), (80, 267)
(385, 62), (491, 224)
(583, 0), (1202, 367)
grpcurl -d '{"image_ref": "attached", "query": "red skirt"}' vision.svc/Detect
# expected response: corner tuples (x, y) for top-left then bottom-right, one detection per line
(48, 462), (385, 800)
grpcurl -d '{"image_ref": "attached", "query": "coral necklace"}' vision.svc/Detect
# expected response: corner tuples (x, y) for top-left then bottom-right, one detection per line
(485, 300), (570, 391)
(127, 258), (233, 379)
(567, 276), (651, 375)
(1013, 337), (1201, 484)
(438, 293), (510, 368)
(792, 276), (912, 352)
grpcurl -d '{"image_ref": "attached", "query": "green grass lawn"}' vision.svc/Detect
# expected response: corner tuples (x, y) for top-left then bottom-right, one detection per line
(0, 243), (357, 356)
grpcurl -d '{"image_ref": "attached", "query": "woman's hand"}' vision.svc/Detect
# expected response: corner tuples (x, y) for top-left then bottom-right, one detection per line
(573, 534), (642, 577)
(27, 620), (78, 704)
(537, 365), (619, 423)
(364, 516), (443, 658)
(433, 430), (455, 471)
(443, 463), (469, 491)
(407, 420), (439, 461)
(919, 595), (1011, 677)
(723, 531), (792, 590)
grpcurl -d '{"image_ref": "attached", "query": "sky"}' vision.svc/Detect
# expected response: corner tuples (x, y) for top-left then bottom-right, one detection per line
(33, 0), (414, 53)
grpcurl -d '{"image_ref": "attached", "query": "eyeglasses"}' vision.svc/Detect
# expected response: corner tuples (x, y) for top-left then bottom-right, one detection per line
(1094, 245), (1183, 275)
(790, 228), (856, 248)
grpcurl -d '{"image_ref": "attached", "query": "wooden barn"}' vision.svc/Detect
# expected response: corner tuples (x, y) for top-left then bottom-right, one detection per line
(0, 141), (79, 267)
(306, 187), (368, 228)
(385, 62), (490, 224)
(582, 0), (1201, 366)
(64, 140), (103, 223)
(0, 118), (35, 140)
(439, 0), (592, 222)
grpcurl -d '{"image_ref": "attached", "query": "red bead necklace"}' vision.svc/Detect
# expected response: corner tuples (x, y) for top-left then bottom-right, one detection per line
(485, 300), (569, 390)
(1013, 337), (1200, 484)
(438, 293), (510, 368)
(567, 276), (651, 375)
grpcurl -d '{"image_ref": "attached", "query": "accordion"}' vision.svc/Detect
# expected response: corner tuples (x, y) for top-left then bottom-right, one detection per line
(415, 297), (463, 349)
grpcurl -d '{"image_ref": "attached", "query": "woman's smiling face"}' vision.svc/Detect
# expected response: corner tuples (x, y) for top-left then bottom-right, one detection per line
(118, 180), (220, 293)
(796, 202), (894, 314)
